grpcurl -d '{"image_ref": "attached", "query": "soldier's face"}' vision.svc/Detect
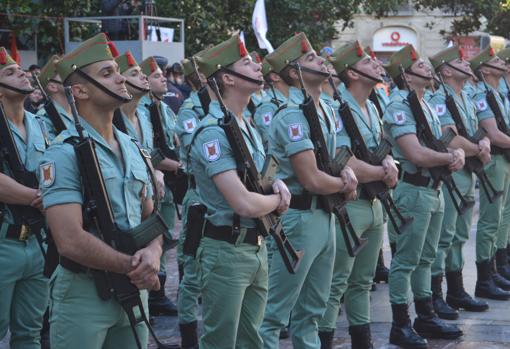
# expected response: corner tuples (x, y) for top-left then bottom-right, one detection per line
(124, 66), (149, 96)
(486, 56), (507, 78)
(409, 59), (433, 86)
(0, 64), (33, 94)
(352, 56), (381, 85)
(87, 60), (131, 103)
(228, 55), (264, 93)
(148, 68), (167, 96)
(298, 50), (327, 84)
(446, 58), (472, 80)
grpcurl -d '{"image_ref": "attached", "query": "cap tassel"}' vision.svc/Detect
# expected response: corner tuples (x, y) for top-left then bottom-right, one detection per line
(459, 48), (465, 60)
(301, 38), (309, 54)
(126, 52), (136, 67)
(489, 47), (495, 57)
(239, 39), (248, 58)
(150, 59), (158, 73)
(108, 41), (119, 58)
(410, 47), (418, 61)
(0, 50), (6, 65)
(255, 53), (262, 63)
(356, 41), (363, 57)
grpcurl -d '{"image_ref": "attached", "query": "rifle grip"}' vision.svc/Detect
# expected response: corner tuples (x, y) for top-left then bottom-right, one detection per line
(330, 146), (353, 176)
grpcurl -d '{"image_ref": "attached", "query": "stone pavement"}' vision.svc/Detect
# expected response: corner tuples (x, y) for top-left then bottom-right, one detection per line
(2, 192), (510, 348)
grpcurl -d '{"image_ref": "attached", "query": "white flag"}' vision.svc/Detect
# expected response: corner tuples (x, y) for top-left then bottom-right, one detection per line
(252, 0), (274, 53)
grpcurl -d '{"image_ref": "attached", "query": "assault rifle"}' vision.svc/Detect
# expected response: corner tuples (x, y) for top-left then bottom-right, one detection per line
(328, 77), (413, 234)
(294, 64), (366, 257)
(399, 66), (475, 215)
(437, 74), (503, 203)
(208, 77), (303, 273)
(33, 73), (67, 134)
(64, 87), (177, 349)
(191, 57), (211, 115)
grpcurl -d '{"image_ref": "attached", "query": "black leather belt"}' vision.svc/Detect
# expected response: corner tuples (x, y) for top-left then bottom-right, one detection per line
(189, 174), (196, 189)
(60, 256), (87, 273)
(204, 222), (262, 246)
(5, 224), (31, 241)
(402, 171), (439, 190)
(289, 193), (317, 210)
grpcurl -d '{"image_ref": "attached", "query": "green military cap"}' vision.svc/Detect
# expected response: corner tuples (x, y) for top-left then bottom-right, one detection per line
(329, 41), (368, 74)
(181, 58), (194, 77)
(429, 46), (464, 71)
(469, 46), (496, 72)
(385, 45), (420, 79)
(139, 56), (159, 77)
(497, 48), (510, 63)
(38, 55), (61, 89)
(115, 50), (138, 74)
(261, 58), (272, 77)
(196, 34), (249, 78)
(265, 32), (314, 74)
(56, 32), (119, 83)
(0, 47), (17, 69)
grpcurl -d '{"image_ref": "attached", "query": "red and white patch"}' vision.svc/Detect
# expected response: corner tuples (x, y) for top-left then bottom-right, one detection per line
(263, 112), (272, 126)
(183, 118), (197, 133)
(203, 139), (221, 162)
(39, 162), (55, 187)
(435, 104), (446, 116)
(476, 99), (488, 112)
(393, 111), (406, 125)
(288, 123), (303, 141)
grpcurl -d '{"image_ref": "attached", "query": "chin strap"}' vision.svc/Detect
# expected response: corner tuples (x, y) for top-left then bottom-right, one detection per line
(221, 67), (265, 86)
(126, 80), (150, 93)
(0, 82), (34, 95)
(348, 67), (383, 83)
(292, 64), (331, 79)
(405, 69), (433, 82)
(444, 62), (473, 78)
(74, 68), (132, 103)
(481, 62), (508, 73)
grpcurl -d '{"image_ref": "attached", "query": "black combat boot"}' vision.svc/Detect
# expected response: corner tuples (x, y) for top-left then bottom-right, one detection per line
(318, 329), (334, 349)
(413, 298), (463, 340)
(431, 274), (458, 320)
(475, 260), (510, 300)
(374, 249), (389, 284)
(179, 321), (199, 349)
(390, 242), (397, 258)
(446, 270), (489, 312)
(496, 248), (510, 280)
(389, 303), (428, 349)
(149, 272), (178, 316)
(491, 257), (510, 291)
(349, 324), (373, 349)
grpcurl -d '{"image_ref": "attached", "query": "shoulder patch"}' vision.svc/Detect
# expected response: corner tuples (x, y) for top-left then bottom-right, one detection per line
(476, 99), (488, 112)
(393, 111), (407, 125)
(435, 104), (446, 116)
(262, 112), (273, 126)
(202, 139), (221, 162)
(288, 123), (304, 141)
(40, 161), (55, 187)
(183, 118), (197, 133)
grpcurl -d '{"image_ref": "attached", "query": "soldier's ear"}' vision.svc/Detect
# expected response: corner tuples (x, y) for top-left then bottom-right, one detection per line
(71, 83), (89, 100)
(288, 67), (298, 82)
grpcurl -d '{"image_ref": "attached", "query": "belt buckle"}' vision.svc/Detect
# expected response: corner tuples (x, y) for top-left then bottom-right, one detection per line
(19, 225), (29, 241)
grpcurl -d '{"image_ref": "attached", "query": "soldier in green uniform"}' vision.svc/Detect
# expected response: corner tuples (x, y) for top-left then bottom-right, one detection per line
(36, 55), (74, 140)
(383, 45), (464, 348)
(317, 41), (399, 349)
(0, 47), (49, 349)
(469, 47), (510, 299)
(190, 34), (291, 349)
(260, 32), (358, 349)
(253, 58), (289, 152)
(427, 46), (491, 318)
(39, 33), (164, 349)
(174, 56), (207, 349)
(138, 56), (181, 316)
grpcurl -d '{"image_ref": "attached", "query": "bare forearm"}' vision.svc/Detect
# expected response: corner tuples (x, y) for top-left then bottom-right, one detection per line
(0, 173), (35, 205)
(157, 158), (180, 172)
(406, 146), (451, 168)
(488, 130), (510, 149)
(238, 192), (280, 218)
(347, 157), (385, 183)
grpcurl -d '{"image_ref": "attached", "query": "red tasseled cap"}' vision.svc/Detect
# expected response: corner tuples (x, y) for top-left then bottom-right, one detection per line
(108, 41), (119, 58)
(150, 58), (157, 73)
(0, 49), (6, 65)
(489, 47), (495, 57)
(126, 51), (136, 67)
(239, 38), (248, 58)
(301, 38), (309, 54)
(410, 46), (418, 61)
(459, 47), (465, 60)
(355, 41), (363, 57)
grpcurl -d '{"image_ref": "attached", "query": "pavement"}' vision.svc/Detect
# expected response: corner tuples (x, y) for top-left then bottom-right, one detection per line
(2, 191), (510, 348)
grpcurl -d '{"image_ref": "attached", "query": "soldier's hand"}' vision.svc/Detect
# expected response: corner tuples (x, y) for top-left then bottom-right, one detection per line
(30, 189), (44, 212)
(154, 170), (166, 199)
(449, 148), (465, 172)
(131, 271), (160, 291)
(272, 179), (291, 214)
(127, 247), (161, 288)
(478, 138), (491, 165)
(344, 189), (358, 201)
(382, 155), (399, 188)
(340, 166), (358, 193)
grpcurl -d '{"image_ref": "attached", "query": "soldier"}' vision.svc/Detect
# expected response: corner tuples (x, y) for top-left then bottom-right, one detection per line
(469, 47), (510, 299)
(383, 45), (464, 348)
(190, 34), (291, 348)
(174, 56), (207, 349)
(317, 41), (399, 349)
(38, 33), (164, 349)
(260, 32), (358, 349)
(0, 47), (49, 349)
(36, 55), (73, 140)
(427, 46), (491, 318)
(138, 56), (181, 316)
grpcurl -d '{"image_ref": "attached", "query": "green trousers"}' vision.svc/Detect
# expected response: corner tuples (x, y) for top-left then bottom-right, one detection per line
(318, 199), (384, 330)
(260, 205), (335, 349)
(49, 266), (148, 349)
(497, 174), (510, 250)
(0, 235), (48, 349)
(198, 236), (268, 349)
(177, 187), (201, 325)
(389, 182), (445, 304)
(160, 185), (176, 273)
(432, 170), (475, 275)
(476, 154), (510, 262)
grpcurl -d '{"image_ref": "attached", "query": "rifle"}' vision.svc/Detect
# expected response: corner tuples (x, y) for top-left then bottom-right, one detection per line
(63, 87), (176, 349)
(294, 64), (367, 257)
(207, 77), (303, 273)
(479, 73), (510, 162)
(399, 66), (475, 215)
(0, 103), (46, 257)
(437, 74), (503, 203)
(33, 73), (67, 134)
(191, 57), (211, 115)
(328, 77), (413, 235)
(369, 89), (384, 118)
(147, 94), (188, 206)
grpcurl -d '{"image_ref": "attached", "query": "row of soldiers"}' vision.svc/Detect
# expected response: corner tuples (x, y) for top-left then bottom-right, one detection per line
(1, 28), (510, 349)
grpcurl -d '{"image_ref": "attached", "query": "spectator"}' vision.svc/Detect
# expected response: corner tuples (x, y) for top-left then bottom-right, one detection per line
(100, 0), (143, 40)
(24, 88), (44, 114)
(28, 64), (41, 76)
(163, 62), (188, 113)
